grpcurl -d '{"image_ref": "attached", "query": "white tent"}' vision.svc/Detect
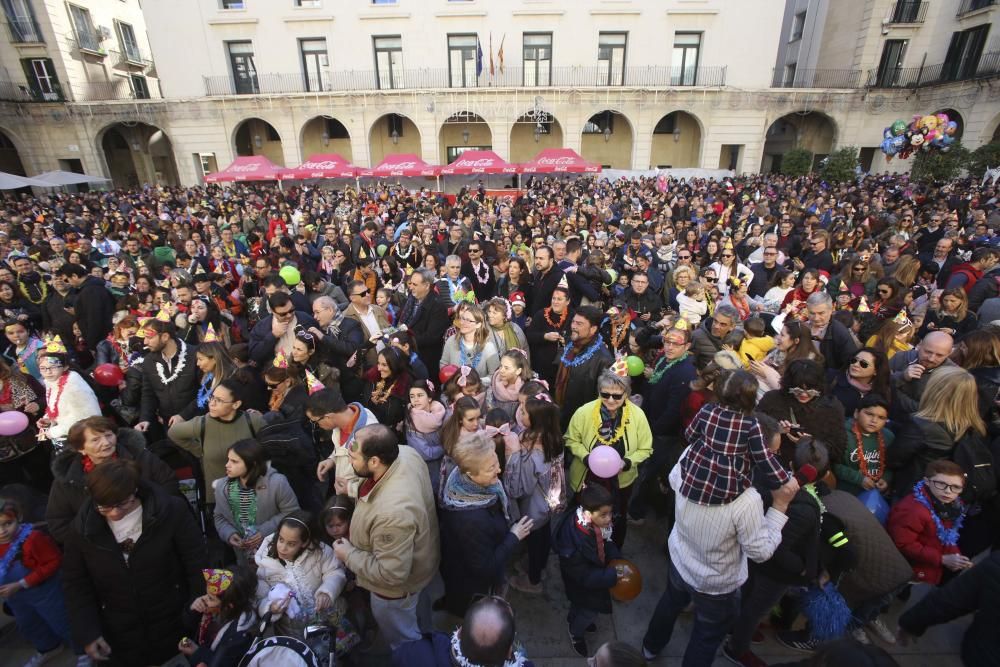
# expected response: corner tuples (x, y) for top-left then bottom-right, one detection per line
(0, 172), (50, 189)
(32, 170), (111, 185)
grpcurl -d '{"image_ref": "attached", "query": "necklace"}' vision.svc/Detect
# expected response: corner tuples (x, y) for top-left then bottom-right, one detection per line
(458, 337), (484, 370)
(608, 315), (630, 350)
(45, 372), (70, 422)
(370, 379), (395, 405)
(473, 261), (490, 285)
(649, 352), (689, 385)
(0, 523), (32, 581)
(560, 334), (605, 368)
(592, 400), (628, 447)
(912, 480), (965, 546)
(156, 339), (188, 385)
(852, 421), (886, 481)
(544, 307), (568, 329)
(17, 279), (46, 305)
(107, 336), (129, 371)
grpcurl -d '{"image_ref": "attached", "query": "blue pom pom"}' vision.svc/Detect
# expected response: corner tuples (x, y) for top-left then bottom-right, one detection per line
(801, 583), (853, 641)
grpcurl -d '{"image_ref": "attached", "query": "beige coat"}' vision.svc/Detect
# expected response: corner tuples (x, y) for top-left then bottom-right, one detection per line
(340, 445), (440, 599)
(343, 302), (391, 368)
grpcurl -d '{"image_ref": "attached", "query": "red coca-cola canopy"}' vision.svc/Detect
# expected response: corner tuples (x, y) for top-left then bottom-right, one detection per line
(204, 155), (292, 183)
(359, 153), (440, 178)
(519, 148), (601, 174)
(439, 150), (518, 175)
(281, 153), (357, 180)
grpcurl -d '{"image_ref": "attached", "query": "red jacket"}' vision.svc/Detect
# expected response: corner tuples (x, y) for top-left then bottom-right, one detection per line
(887, 490), (961, 585)
(947, 262), (983, 293)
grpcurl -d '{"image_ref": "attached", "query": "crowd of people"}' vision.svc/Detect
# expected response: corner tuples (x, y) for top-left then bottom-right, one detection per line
(0, 170), (998, 667)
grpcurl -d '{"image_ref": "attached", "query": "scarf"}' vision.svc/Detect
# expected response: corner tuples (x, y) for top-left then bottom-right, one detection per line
(82, 452), (117, 474)
(490, 371), (523, 402)
(409, 401), (446, 434)
(496, 322), (521, 353)
(449, 628), (529, 667)
(226, 477), (257, 536)
(0, 523), (32, 582)
(441, 466), (511, 524)
(574, 506), (613, 564)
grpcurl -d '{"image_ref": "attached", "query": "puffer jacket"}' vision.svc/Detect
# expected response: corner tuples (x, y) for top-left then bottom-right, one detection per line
(254, 536), (346, 618)
(888, 488), (962, 585)
(690, 319), (725, 368)
(553, 508), (621, 614)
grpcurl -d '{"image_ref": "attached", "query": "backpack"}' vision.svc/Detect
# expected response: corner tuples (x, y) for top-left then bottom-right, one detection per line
(952, 432), (997, 503)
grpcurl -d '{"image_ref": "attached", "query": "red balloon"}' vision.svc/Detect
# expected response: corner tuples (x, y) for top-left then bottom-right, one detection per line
(93, 363), (124, 387)
(609, 559), (643, 602)
(439, 364), (459, 385)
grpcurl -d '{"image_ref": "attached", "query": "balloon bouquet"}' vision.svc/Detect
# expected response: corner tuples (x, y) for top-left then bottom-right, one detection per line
(880, 113), (958, 161)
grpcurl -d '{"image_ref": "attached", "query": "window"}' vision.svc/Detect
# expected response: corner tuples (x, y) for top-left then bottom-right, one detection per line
(3, 0), (42, 43)
(373, 35), (403, 90)
(129, 74), (150, 99)
(522, 32), (551, 86)
(325, 118), (349, 139)
(653, 113), (676, 134)
(447, 145), (491, 163)
(295, 0), (320, 5)
(943, 24), (990, 81)
(875, 39), (907, 86)
(115, 21), (142, 62)
(448, 33), (479, 88)
(583, 111), (614, 134)
(790, 11), (806, 41)
(387, 113), (404, 138)
(784, 62), (797, 86)
(227, 41), (258, 94)
(68, 4), (100, 51)
(221, 0), (244, 8)
(300, 38), (328, 91)
(672, 32), (701, 85)
(597, 32), (626, 85)
(20, 57), (60, 100)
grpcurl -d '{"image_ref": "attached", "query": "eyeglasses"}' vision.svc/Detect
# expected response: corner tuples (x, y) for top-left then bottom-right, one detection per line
(664, 338), (687, 347)
(789, 387), (822, 399)
(927, 478), (964, 494)
(309, 413), (332, 425)
(703, 276), (718, 283)
(352, 289), (369, 298)
(877, 289), (891, 295)
(468, 248), (482, 254)
(677, 254), (691, 260)
(850, 357), (872, 369)
(273, 308), (294, 318)
(599, 391), (624, 400)
(208, 395), (234, 405)
(96, 493), (137, 514)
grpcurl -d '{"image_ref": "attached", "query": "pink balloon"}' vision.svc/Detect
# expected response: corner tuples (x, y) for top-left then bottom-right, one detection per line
(588, 445), (624, 479)
(0, 411), (29, 436)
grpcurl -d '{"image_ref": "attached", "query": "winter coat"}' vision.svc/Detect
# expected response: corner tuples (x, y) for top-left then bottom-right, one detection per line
(61, 483), (206, 667)
(46, 428), (179, 544)
(970, 365), (1000, 437)
(643, 356), (697, 437)
(439, 336), (501, 388)
(889, 349), (957, 418)
(168, 411), (267, 493)
(326, 404), (379, 499)
(42, 370), (100, 443)
(738, 335), (776, 366)
(815, 319), (860, 374)
(338, 446), (440, 599)
(756, 391), (848, 467)
(918, 309), (978, 340)
(887, 416), (957, 497)
(888, 490), (961, 585)
(503, 445), (556, 526)
(398, 292), (450, 379)
(565, 398), (653, 492)
(439, 490), (518, 617)
(553, 509), (622, 614)
(556, 341), (614, 431)
(247, 311), (320, 367)
(140, 340), (200, 424)
(691, 318), (726, 368)
(186, 611), (256, 667)
(71, 275), (115, 350)
(254, 535), (346, 618)
(754, 489), (821, 586)
(212, 466), (301, 543)
(392, 632), (536, 667)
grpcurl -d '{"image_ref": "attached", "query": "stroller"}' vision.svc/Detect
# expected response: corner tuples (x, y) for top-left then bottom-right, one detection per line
(238, 612), (336, 667)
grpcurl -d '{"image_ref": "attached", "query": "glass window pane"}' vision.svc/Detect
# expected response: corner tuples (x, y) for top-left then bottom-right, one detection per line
(449, 34), (477, 48)
(599, 32), (626, 47)
(450, 50), (464, 86)
(674, 32), (701, 47)
(524, 33), (551, 47)
(538, 58), (550, 86)
(229, 41), (254, 55)
(301, 38), (326, 53)
(374, 36), (401, 49)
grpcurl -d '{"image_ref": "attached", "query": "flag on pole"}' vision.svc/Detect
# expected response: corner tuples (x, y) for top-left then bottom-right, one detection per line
(476, 37), (483, 78)
(498, 34), (505, 74)
(489, 33), (495, 80)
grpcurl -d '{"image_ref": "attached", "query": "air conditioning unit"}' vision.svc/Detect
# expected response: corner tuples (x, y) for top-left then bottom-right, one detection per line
(98, 25), (112, 40)
(42, 91), (59, 101)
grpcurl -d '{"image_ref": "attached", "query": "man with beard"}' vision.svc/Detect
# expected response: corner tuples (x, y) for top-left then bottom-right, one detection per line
(554, 305), (613, 431)
(135, 319), (200, 440)
(56, 264), (114, 350)
(331, 424), (440, 650)
(532, 246), (567, 314)
(396, 268), (449, 379)
(390, 228), (422, 272)
(11, 255), (46, 305)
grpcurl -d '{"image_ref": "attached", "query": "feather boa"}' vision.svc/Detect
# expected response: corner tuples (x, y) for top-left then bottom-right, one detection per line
(408, 401), (446, 434)
(490, 371), (523, 402)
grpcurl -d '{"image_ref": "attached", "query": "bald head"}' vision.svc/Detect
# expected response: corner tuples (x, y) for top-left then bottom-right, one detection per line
(459, 598), (515, 665)
(918, 331), (954, 369)
(312, 295), (338, 328)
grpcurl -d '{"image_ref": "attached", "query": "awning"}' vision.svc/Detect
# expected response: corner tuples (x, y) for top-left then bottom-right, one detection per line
(31, 170), (112, 185)
(204, 156), (291, 183)
(280, 153), (358, 180)
(518, 148), (602, 174)
(0, 172), (51, 189)
(359, 153), (440, 178)
(439, 150), (518, 175)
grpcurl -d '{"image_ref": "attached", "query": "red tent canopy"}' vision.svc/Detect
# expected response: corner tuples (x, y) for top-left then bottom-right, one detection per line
(204, 156), (291, 183)
(359, 153), (439, 178)
(518, 148), (601, 174)
(439, 150), (518, 175)
(280, 153), (357, 180)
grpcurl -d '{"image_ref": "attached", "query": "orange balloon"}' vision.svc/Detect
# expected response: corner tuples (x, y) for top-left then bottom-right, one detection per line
(609, 559), (642, 602)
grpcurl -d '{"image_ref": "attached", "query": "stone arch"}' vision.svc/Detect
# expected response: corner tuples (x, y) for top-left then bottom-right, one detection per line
(931, 108), (964, 141)
(232, 117), (285, 166)
(300, 116), (352, 162)
(580, 109), (635, 169)
(761, 111), (838, 173)
(0, 125), (28, 176)
(509, 109), (564, 163)
(438, 111), (493, 164)
(368, 112), (421, 165)
(986, 112), (1000, 144)
(649, 110), (704, 169)
(96, 121), (179, 187)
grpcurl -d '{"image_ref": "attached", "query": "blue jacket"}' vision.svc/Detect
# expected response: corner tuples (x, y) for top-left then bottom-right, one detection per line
(553, 508), (621, 614)
(392, 632), (536, 667)
(644, 356), (697, 437)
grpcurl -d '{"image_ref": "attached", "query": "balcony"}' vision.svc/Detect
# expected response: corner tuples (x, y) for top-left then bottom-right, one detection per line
(75, 78), (159, 102)
(771, 68), (864, 88)
(5, 17), (43, 43)
(957, 0), (996, 15)
(70, 33), (106, 56)
(886, 1), (928, 23)
(109, 48), (154, 71)
(866, 50), (1000, 87)
(0, 80), (63, 103)
(203, 64), (727, 96)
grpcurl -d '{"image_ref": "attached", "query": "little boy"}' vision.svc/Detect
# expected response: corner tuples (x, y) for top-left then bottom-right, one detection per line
(509, 291), (528, 329)
(676, 281), (708, 327)
(737, 317), (775, 365)
(833, 393), (894, 496)
(553, 485), (622, 657)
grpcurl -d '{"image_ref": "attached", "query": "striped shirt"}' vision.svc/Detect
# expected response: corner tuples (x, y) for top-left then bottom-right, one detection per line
(668, 460), (788, 595)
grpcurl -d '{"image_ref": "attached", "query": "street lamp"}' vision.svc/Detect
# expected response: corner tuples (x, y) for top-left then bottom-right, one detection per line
(321, 132), (330, 146)
(673, 127), (681, 143)
(391, 129), (399, 145)
(461, 128), (470, 144)
(603, 127), (611, 143)
(534, 124), (542, 142)
(253, 134), (262, 149)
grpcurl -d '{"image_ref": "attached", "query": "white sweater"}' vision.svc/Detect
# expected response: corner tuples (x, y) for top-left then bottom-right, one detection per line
(676, 293), (708, 327)
(45, 371), (101, 442)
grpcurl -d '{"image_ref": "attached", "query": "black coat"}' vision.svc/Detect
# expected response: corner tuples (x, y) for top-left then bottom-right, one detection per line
(748, 262), (780, 298)
(756, 391), (848, 466)
(553, 509), (621, 614)
(525, 307), (574, 388)
(533, 265), (567, 313)
(61, 483), (206, 667)
(71, 276), (115, 350)
(247, 311), (319, 367)
(558, 340), (614, 432)
(140, 340), (200, 424)
(461, 261), (497, 302)
(439, 498), (519, 617)
(644, 356), (697, 437)
(816, 319), (859, 374)
(887, 416), (957, 497)
(755, 490), (821, 586)
(399, 292), (450, 380)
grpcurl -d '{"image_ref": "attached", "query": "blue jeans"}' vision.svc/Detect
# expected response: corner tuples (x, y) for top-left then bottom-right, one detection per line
(642, 562), (740, 667)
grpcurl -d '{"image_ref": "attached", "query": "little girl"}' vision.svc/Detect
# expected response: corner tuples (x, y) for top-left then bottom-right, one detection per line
(319, 496), (373, 650)
(406, 379), (447, 494)
(376, 288), (397, 325)
(514, 379), (549, 433)
(680, 369), (791, 505)
(484, 407), (520, 472)
(179, 568), (257, 667)
(3, 321), (44, 381)
(442, 365), (485, 412)
(438, 396), (483, 504)
(255, 512), (348, 637)
(676, 282), (708, 327)
(489, 349), (531, 422)
(0, 496), (83, 666)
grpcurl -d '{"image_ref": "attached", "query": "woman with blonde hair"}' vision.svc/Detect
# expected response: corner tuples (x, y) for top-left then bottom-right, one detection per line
(888, 366), (987, 497)
(667, 264), (697, 312)
(918, 287), (976, 339)
(440, 303), (500, 387)
(958, 328), (1000, 436)
(892, 254), (921, 289)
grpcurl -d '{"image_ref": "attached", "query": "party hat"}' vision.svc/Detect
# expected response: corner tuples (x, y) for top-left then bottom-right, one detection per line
(202, 569), (233, 597)
(893, 310), (912, 327)
(194, 263), (205, 274)
(857, 296), (870, 313)
(273, 349), (289, 369)
(557, 274), (569, 290)
(839, 282), (850, 293)
(204, 323), (219, 342)
(674, 317), (690, 331)
(155, 306), (172, 322)
(611, 356), (629, 378)
(723, 238), (735, 250)
(44, 334), (67, 354)
(305, 369), (325, 395)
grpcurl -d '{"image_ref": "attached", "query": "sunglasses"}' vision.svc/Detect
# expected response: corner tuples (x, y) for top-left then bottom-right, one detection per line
(850, 357), (871, 369)
(721, 254), (734, 259)
(352, 289), (370, 298)
(789, 387), (822, 399)
(599, 391), (624, 401)
(703, 276), (718, 283)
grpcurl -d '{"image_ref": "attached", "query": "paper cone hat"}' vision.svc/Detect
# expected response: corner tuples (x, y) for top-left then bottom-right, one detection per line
(44, 335), (67, 354)
(273, 349), (289, 369)
(155, 305), (172, 322)
(857, 296), (870, 313)
(673, 317), (690, 331)
(204, 323), (219, 342)
(305, 369), (325, 395)
(611, 356), (629, 378)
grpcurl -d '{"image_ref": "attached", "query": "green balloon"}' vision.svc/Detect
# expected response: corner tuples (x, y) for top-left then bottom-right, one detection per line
(279, 265), (301, 286)
(377, 244), (388, 257)
(605, 269), (618, 286)
(891, 120), (907, 136)
(626, 355), (645, 377)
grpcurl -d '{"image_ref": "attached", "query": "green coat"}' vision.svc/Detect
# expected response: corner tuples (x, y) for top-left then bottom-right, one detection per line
(565, 398), (653, 492)
(168, 411), (267, 494)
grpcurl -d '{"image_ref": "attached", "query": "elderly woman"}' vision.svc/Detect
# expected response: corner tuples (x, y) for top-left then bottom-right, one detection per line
(438, 433), (533, 617)
(484, 297), (529, 362)
(565, 370), (653, 548)
(440, 303), (500, 388)
(61, 460), (206, 667)
(46, 416), (179, 544)
(666, 264), (697, 313)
